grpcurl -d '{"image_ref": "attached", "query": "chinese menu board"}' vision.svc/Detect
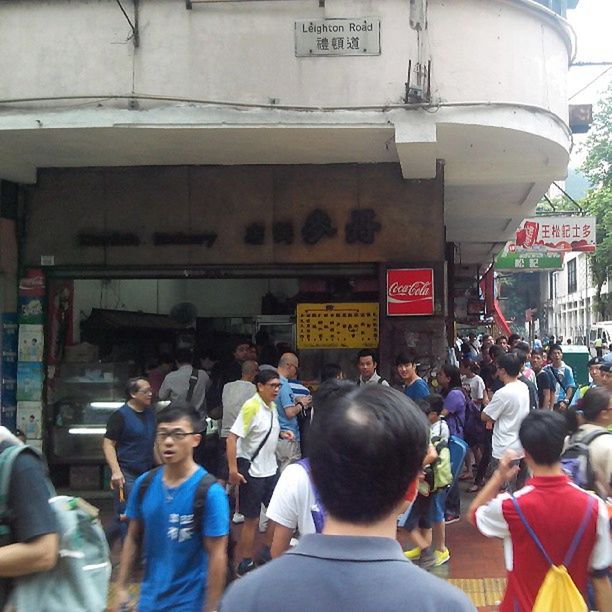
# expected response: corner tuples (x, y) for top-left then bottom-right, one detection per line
(297, 303), (379, 349)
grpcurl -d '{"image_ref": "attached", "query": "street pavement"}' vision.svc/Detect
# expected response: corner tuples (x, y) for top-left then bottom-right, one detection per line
(97, 483), (507, 610)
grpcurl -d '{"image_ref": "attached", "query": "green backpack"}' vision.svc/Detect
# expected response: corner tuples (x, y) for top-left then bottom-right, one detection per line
(424, 428), (453, 493)
(0, 444), (111, 612)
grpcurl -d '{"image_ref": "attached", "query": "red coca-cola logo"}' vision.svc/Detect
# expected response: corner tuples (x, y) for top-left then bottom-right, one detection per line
(386, 269), (434, 316)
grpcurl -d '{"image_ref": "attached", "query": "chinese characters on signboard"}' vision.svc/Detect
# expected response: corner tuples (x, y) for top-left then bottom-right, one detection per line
(515, 217), (596, 252)
(386, 268), (434, 316)
(295, 18), (381, 57)
(297, 303), (379, 349)
(494, 241), (564, 272)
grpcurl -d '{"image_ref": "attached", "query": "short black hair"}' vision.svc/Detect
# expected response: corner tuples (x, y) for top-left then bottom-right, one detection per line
(175, 348), (194, 365)
(356, 348), (378, 363)
(531, 347), (544, 357)
(580, 387), (610, 423)
(519, 410), (568, 465)
(157, 401), (202, 431)
(508, 333), (521, 346)
(253, 369), (280, 387)
(510, 349), (527, 367)
(515, 340), (530, 353)
(495, 335), (508, 344)
(312, 379), (357, 422)
(320, 363), (343, 382)
(548, 343), (563, 357)
(395, 351), (417, 366)
(497, 353), (522, 377)
(418, 393), (444, 416)
(308, 386), (429, 525)
(489, 344), (505, 361)
(126, 377), (147, 399)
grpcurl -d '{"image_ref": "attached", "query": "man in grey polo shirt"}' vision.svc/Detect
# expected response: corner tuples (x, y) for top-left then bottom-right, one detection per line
(219, 386), (475, 612)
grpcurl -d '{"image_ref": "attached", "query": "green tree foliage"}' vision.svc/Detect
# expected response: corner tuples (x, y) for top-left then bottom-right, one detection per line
(581, 83), (611, 319)
(536, 84), (611, 319)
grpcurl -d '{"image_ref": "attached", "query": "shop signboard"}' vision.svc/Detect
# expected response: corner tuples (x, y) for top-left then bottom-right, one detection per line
(295, 18), (381, 57)
(495, 241), (564, 271)
(515, 217), (596, 252)
(297, 303), (378, 349)
(386, 268), (434, 316)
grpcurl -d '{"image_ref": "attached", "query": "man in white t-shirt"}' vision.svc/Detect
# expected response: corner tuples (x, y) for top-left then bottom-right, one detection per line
(482, 353), (530, 492)
(227, 370), (283, 577)
(267, 379), (357, 558)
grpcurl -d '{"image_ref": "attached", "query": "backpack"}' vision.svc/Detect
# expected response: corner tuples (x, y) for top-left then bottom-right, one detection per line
(0, 444), (111, 612)
(560, 429), (611, 495)
(424, 428), (453, 493)
(296, 459), (326, 533)
(462, 390), (487, 447)
(510, 494), (594, 612)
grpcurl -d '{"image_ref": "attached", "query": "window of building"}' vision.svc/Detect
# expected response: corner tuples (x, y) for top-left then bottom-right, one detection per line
(568, 259), (577, 294)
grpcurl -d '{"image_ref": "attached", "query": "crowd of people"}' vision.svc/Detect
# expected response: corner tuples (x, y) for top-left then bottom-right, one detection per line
(0, 332), (610, 611)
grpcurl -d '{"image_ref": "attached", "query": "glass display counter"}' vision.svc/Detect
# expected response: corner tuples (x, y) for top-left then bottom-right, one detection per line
(49, 362), (132, 464)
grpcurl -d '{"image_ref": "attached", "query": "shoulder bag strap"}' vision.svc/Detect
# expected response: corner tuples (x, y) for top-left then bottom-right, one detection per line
(510, 495), (554, 566)
(186, 368), (199, 404)
(193, 472), (218, 536)
(137, 466), (162, 511)
(0, 445), (27, 522)
(249, 410), (274, 464)
(546, 365), (567, 392)
(563, 496), (597, 567)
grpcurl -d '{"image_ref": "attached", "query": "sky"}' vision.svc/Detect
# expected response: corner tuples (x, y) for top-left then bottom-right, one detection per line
(566, 0), (612, 167)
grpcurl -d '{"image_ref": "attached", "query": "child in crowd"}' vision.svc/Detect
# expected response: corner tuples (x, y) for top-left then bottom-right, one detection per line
(402, 395), (452, 567)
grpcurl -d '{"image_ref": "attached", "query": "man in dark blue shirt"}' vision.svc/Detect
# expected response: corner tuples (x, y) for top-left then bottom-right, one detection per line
(103, 377), (157, 545)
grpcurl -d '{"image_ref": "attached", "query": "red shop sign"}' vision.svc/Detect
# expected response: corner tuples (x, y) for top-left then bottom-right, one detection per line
(386, 268), (434, 316)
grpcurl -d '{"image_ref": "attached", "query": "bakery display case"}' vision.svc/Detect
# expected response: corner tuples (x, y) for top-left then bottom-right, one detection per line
(49, 362), (132, 464)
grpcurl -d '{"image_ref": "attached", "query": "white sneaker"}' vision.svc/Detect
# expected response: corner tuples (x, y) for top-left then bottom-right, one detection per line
(232, 512), (245, 524)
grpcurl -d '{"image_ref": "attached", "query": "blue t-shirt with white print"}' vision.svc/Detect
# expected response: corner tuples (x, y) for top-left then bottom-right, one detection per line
(126, 467), (229, 612)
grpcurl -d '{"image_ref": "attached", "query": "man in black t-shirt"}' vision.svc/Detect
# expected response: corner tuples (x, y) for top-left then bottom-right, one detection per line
(0, 429), (58, 608)
(531, 348), (555, 410)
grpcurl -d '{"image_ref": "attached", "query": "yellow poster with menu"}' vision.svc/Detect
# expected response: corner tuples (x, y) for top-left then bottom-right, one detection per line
(297, 303), (379, 349)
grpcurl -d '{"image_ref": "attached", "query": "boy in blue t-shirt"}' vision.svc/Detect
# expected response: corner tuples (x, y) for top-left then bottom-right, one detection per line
(114, 402), (230, 612)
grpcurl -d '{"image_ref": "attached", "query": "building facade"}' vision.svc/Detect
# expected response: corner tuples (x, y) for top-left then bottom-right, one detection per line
(0, 1), (577, 461)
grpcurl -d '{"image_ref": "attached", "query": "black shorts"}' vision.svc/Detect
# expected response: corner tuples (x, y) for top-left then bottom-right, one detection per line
(403, 493), (432, 531)
(239, 471), (279, 519)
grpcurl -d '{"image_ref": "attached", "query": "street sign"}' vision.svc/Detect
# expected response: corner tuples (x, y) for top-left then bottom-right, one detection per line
(295, 18), (381, 57)
(515, 217), (596, 252)
(495, 241), (564, 271)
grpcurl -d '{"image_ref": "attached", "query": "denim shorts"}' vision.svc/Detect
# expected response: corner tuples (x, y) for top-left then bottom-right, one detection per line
(430, 490), (446, 523)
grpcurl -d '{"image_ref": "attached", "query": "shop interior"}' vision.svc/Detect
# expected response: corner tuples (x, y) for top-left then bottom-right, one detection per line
(47, 272), (379, 483)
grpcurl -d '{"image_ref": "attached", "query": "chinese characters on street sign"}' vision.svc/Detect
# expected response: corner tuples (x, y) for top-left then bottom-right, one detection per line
(494, 241), (564, 272)
(386, 269), (434, 316)
(297, 303), (379, 349)
(515, 217), (596, 252)
(295, 18), (381, 57)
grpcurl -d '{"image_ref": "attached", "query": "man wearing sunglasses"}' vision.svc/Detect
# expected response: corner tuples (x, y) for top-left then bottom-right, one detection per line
(113, 402), (229, 612)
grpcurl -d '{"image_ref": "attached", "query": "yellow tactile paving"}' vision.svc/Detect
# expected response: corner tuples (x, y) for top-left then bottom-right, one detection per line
(448, 577), (506, 608)
(108, 576), (506, 609)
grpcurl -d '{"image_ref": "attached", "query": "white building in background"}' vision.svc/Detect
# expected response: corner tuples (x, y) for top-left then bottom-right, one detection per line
(541, 252), (609, 344)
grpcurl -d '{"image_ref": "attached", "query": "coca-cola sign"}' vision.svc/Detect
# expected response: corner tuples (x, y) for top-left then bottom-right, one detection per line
(386, 268), (434, 316)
